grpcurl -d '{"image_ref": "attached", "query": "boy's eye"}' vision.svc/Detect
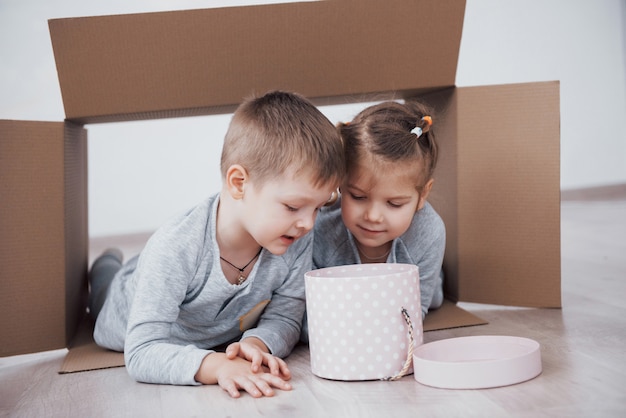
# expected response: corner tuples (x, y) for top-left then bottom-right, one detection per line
(349, 192), (365, 201)
(285, 204), (298, 212)
(388, 202), (403, 208)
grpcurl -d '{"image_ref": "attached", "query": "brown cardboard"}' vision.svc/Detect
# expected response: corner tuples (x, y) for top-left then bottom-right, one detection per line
(0, 120), (88, 357)
(424, 82), (561, 307)
(1, 0), (561, 374)
(423, 300), (488, 332)
(59, 316), (124, 373)
(48, 0), (465, 124)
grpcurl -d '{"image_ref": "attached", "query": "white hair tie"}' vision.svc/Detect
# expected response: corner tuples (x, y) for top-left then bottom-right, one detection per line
(410, 116), (433, 139)
(410, 126), (423, 138)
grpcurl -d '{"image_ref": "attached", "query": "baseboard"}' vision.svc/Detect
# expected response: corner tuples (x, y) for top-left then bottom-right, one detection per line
(561, 183), (626, 201)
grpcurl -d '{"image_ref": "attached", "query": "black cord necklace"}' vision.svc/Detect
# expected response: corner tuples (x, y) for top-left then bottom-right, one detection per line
(220, 248), (262, 285)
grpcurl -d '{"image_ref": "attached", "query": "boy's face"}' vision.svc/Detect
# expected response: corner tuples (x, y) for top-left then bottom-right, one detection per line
(341, 161), (422, 252)
(241, 169), (336, 255)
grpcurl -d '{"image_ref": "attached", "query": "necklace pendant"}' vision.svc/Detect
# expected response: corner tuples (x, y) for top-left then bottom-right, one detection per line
(237, 274), (247, 285)
(219, 247), (262, 286)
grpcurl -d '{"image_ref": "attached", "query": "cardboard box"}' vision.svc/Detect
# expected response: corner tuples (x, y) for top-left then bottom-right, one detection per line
(0, 0), (560, 372)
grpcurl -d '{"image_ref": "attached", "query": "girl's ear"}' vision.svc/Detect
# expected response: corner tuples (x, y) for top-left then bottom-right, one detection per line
(225, 164), (248, 200)
(417, 178), (434, 210)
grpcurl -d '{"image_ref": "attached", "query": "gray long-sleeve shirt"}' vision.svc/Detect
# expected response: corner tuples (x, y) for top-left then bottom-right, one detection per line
(94, 194), (309, 385)
(312, 198), (445, 318)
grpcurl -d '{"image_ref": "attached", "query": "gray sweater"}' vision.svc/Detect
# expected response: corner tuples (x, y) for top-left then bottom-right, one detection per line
(94, 194), (310, 385)
(312, 198), (445, 318)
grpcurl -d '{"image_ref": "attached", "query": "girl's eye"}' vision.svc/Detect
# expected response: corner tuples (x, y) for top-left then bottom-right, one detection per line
(285, 204), (298, 212)
(388, 202), (403, 208)
(349, 193), (365, 201)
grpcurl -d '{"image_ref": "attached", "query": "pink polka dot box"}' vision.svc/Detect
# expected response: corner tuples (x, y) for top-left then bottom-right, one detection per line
(305, 264), (423, 381)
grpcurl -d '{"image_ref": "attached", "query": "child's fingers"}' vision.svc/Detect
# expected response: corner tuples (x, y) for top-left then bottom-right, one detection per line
(260, 354), (291, 379)
(249, 376), (275, 397)
(232, 375), (277, 398)
(246, 373), (292, 396)
(219, 379), (242, 398)
(219, 375), (265, 399)
(225, 342), (241, 359)
(259, 372), (292, 392)
(276, 358), (291, 380)
(263, 354), (280, 375)
(249, 351), (264, 373)
(238, 378), (266, 398)
(219, 372), (292, 398)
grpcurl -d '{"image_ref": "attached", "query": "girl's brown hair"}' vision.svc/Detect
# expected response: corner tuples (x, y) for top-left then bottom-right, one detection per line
(340, 100), (438, 189)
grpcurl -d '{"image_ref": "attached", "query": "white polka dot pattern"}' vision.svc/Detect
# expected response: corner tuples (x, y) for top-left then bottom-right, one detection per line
(305, 264), (423, 381)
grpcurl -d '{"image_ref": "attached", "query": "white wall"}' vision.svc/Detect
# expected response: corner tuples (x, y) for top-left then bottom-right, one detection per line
(457, 0), (626, 192)
(2, 0), (625, 237)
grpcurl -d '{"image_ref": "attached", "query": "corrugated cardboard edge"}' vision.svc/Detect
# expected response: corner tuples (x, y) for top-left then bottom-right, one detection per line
(423, 299), (487, 332)
(59, 316), (124, 373)
(59, 301), (486, 373)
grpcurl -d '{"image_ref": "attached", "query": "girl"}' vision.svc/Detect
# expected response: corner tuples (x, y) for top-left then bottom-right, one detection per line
(313, 100), (445, 319)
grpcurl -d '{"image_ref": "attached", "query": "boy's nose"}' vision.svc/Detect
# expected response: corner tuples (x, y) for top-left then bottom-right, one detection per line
(296, 212), (316, 231)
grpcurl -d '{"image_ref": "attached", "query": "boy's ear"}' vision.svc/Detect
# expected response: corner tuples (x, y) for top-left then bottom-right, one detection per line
(225, 164), (248, 200)
(417, 178), (434, 210)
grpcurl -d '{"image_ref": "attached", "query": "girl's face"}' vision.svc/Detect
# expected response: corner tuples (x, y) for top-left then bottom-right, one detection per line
(341, 160), (425, 253)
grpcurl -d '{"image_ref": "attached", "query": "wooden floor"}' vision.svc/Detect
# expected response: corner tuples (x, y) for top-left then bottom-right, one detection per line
(1, 199), (625, 417)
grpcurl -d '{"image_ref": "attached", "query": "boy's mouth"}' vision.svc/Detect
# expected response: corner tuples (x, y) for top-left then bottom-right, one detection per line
(280, 235), (296, 245)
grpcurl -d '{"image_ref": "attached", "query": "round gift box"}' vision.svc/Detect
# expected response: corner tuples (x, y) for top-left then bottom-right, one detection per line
(305, 263), (423, 381)
(413, 335), (542, 389)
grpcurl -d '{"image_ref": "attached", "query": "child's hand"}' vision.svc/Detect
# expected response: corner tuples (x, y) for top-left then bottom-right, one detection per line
(225, 339), (291, 379)
(195, 353), (292, 398)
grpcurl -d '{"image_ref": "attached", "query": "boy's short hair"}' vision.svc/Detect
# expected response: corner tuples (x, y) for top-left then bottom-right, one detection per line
(221, 91), (345, 188)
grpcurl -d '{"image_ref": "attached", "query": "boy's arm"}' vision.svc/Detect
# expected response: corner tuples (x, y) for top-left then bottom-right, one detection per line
(241, 235), (312, 357)
(122, 214), (216, 386)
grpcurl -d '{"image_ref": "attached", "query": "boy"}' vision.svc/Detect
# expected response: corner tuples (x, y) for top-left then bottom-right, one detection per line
(88, 91), (345, 398)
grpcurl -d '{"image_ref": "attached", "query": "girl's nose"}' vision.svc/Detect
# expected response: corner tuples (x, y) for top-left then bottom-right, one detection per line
(364, 204), (383, 222)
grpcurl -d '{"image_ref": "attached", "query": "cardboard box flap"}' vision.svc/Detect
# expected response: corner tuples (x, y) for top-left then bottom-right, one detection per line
(0, 120), (88, 357)
(425, 81), (561, 308)
(48, 0), (465, 124)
